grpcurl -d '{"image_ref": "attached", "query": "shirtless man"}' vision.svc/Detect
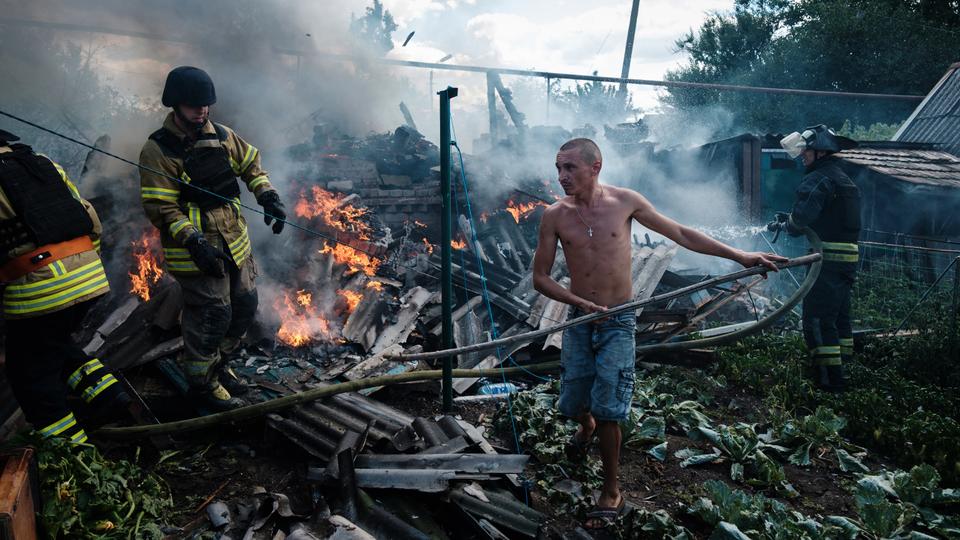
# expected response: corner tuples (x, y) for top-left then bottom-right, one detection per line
(533, 138), (784, 529)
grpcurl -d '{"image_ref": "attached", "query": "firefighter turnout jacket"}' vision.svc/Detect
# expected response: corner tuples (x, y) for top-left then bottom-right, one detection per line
(786, 155), (861, 263)
(139, 113), (276, 275)
(0, 144), (108, 319)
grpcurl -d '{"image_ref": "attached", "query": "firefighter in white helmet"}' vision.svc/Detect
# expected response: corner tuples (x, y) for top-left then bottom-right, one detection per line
(772, 124), (860, 391)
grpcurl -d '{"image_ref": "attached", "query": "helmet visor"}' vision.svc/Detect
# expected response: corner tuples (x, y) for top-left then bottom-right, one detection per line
(780, 132), (805, 159)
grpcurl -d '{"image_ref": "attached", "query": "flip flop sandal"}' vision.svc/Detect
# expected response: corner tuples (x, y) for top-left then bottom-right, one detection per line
(564, 433), (592, 462)
(583, 497), (626, 530)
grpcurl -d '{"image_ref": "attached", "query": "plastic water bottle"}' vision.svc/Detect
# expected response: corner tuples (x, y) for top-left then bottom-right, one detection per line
(477, 382), (518, 395)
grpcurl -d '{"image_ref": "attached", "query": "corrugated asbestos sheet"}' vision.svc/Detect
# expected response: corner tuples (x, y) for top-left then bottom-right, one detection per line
(894, 62), (960, 157)
(839, 147), (960, 188)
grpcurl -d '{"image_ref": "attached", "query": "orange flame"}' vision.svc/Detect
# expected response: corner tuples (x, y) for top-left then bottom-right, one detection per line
(422, 238), (434, 254)
(505, 199), (548, 223)
(339, 289), (363, 313)
(129, 231), (164, 302)
(275, 289), (333, 347)
(295, 186), (372, 240)
(451, 238), (467, 250)
(320, 242), (381, 276)
(366, 280), (383, 291)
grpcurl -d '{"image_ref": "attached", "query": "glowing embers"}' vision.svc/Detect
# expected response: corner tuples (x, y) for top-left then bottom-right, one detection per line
(274, 289), (334, 347)
(295, 186), (372, 240)
(505, 199), (548, 223)
(129, 230), (164, 302)
(320, 242), (381, 277)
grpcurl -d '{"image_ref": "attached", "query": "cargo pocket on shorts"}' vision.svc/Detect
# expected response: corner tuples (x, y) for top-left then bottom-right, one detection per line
(616, 368), (636, 404)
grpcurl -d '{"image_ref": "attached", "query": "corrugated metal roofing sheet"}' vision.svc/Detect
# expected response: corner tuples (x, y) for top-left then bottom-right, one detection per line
(894, 63), (960, 157)
(839, 147), (960, 188)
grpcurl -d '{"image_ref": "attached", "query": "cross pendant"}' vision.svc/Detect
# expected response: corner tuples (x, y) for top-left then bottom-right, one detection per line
(587, 227), (593, 237)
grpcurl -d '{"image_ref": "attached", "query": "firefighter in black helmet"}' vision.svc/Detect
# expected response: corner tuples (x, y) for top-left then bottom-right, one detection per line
(139, 66), (287, 411)
(0, 129), (131, 443)
(771, 125), (860, 391)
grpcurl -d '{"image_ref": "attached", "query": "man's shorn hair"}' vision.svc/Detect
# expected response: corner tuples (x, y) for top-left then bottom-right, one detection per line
(560, 138), (602, 165)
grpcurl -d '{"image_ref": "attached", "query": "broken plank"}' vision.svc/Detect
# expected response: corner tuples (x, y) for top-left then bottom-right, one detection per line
(456, 418), (521, 488)
(354, 454), (528, 473)
(370, 287), (436, 355)
(418, 435), (472, 455)
(354, 469), (491, 492)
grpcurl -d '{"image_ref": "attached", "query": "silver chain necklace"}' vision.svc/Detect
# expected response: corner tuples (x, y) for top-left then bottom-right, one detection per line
(572, 186), (602, 238)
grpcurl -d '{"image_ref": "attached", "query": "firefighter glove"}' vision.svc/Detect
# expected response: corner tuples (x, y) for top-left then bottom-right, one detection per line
(184, 234), (233, 278)
(257, 191), (286, 234)
(774, 212), (790, 223)
(766, 220), (785, 233)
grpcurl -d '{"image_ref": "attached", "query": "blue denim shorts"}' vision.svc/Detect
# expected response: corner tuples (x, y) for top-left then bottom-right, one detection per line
(557, 308), (637, 422)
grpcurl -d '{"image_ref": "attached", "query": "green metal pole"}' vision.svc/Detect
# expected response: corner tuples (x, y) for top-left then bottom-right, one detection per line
(952, 257), (959, 358)
(439, 86), (458, 412)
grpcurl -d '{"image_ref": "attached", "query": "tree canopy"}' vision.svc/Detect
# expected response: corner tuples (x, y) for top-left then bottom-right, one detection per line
(557, 72), (638, 127)
(350, 0), (398, 55)
(663, 0), (960, 134)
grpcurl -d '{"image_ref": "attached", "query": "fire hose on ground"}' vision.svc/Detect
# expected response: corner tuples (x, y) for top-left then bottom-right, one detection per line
(96, 231), (822, 439)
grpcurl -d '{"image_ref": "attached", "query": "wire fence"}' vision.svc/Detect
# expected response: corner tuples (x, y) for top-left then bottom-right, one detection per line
(755, 229), (960, 334)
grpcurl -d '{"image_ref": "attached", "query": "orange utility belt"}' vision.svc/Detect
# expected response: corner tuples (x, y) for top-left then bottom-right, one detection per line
(0, 236), (94, 282)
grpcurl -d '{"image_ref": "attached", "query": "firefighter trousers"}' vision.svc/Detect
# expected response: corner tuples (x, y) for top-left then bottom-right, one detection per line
(4, 300), (126, 444)
(802, 263), (857, 375)
(176, 251), (257, 387)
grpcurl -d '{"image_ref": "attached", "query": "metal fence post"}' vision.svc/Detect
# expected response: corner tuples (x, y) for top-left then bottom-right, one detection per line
(953, 256), (959, 359)
(439, 86), (458, 412)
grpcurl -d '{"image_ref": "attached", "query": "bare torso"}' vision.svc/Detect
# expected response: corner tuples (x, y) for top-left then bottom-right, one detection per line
(552, 185), (635, 307)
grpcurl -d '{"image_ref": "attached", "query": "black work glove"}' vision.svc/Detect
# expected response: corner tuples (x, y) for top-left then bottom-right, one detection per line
(766, 220), (785, 233)
(184, 234), (233, 278)
(257, 191), (286, 234)
(774, 212), (790, 223)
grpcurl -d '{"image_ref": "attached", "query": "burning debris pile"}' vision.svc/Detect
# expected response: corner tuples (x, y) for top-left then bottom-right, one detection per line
(86, 121), (782, 409)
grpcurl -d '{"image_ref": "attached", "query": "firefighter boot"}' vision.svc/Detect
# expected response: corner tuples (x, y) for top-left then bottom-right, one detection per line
(826, 365), (846, 393)
(216, 365), (249, 397)
(216, 337), (249, 396)
(815, 365), (846, 393)
(190, 382), (246, 412)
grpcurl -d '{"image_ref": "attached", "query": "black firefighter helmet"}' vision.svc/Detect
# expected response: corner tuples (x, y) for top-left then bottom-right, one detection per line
(0, 129), (20, 145)
(161, 66), (217, 108)
(780, 124), (858, 159)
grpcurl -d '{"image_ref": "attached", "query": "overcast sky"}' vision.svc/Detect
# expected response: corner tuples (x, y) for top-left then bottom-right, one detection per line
(381, 0), (731, 108)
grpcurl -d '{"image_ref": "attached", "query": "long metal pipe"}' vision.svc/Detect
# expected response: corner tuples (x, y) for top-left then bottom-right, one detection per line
(353, 57), (924, 102)
(438, 87), (458, 412)
(388, 244), (822, 362)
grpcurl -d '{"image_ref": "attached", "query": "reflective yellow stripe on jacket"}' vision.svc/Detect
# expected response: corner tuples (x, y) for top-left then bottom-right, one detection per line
(163, 247), (201, 275)
(3, 259), (109, 316)
(822, 242), (859, 263)
(228, 228), (251, 266)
